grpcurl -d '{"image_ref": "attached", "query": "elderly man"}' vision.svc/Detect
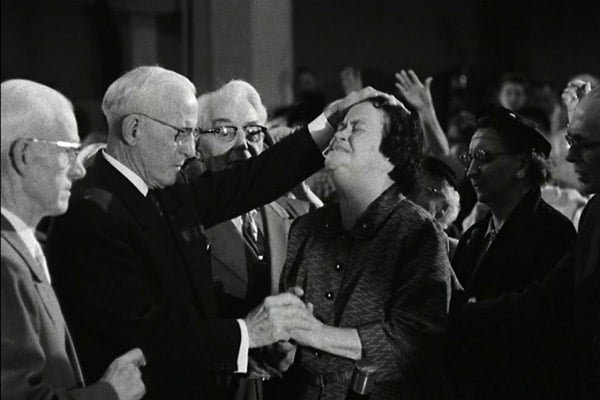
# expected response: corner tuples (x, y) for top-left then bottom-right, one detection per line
(46, 66), (387, 400)
(450, 85), (600, 399)
(1, 80), (146, 400)
(194, 80), (313, 316)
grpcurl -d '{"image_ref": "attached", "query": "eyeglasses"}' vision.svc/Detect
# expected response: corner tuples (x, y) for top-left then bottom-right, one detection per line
(198, 125), (267, 143)
(459, 149), (522, 169)
(24, 138), (82, 165)
(129, 112), (200, 145)
(565, 133), (600, 152)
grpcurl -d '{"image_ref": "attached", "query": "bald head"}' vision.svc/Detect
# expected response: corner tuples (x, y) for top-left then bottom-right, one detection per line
(573, 85), (600, 138)
(1, 79), (76, 165)
(567, 85), (600, 194)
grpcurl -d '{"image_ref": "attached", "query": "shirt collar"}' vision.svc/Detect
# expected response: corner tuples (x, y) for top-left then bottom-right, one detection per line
(323, 184), (405, 240)
(1, 207), (51, 283)
(102, 150), (149, 197)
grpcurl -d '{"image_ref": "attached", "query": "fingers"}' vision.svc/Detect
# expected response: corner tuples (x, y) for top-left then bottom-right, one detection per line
(264, 292), (307, 308)
(407, 69), (423, 85)
(118, 348), (147, 367)
(424, 76), (433, 89)
(286, 286), (304, 298)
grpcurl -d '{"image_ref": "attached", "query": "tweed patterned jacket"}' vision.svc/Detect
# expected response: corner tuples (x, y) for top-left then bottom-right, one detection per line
(281, 184), (453, 400)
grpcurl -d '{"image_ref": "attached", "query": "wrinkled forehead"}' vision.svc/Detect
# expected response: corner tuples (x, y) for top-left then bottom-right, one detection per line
(470, 128), (505, 149)
(570, 95), (600, 141)
(344, 101), (385, 124)
(145, 80), (198, 123)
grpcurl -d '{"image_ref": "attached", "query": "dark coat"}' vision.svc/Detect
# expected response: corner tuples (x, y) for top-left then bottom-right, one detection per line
(46, 128), (323, 400)
(281, 185), (454, 400)
(1, 215), (117, 400)
(449, 189), (577, 399)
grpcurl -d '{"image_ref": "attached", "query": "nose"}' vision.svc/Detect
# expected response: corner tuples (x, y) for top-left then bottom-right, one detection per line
(179, 133), (196, 159)
(565, 144), (579, 164)
(334, 125), (351, 141)
(233, 128), (249, 148)
(68, 157), (86, 181)
(465, 159), (480, 178)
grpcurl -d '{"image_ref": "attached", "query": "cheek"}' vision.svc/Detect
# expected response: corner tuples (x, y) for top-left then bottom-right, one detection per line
(198, 139), (230, 157)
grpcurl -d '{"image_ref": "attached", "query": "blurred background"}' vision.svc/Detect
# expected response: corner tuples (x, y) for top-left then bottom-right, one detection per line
(2, 0), (599, 138)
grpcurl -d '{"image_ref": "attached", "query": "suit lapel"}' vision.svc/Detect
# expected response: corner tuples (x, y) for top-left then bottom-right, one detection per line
(263, 203), (292, 295)
(2, 215), (83, 382)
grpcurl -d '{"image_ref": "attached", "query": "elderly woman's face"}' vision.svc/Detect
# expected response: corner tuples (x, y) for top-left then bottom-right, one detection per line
(324, 102), (390, 175)
(466, 129), (524, 207)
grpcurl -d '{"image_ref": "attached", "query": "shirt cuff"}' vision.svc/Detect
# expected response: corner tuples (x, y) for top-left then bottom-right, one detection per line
(308, 113), (333, 134)
(235, 319), (249, 373)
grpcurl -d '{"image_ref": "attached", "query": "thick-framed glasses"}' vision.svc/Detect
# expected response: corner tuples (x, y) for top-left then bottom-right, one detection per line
(565, 133), (600, 152)
(198, 125), (267, 143)
(129, 112), (200, 145)
(459, 149), (521, 169)
(23, 138), (82, 164)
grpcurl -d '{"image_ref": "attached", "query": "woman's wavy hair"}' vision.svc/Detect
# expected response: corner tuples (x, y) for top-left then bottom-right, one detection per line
(371, 97), (424, 194)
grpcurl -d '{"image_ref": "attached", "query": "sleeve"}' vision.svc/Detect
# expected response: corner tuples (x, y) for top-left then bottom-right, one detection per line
(47, 201), (241, 380)
(191, 127), (324, 227)
(355, 222), (452, 381)
(1, 255), (118, 400)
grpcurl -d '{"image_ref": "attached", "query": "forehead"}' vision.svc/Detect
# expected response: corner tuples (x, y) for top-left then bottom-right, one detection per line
(344, 102), (385, 125)
(151, 81), (197, 121)
(570, 98), (600, 141)
(211, 97), (260, 125)
(470, 128), (506, 149)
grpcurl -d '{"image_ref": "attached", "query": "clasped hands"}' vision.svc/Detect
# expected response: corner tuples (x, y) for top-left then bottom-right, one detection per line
(244, 286), (322, 350)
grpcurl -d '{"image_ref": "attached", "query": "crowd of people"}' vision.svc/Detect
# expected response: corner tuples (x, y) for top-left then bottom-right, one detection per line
(1, 61), (598, 400)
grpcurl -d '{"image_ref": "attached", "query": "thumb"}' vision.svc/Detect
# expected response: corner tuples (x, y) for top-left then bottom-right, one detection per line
(118, 348), (147, 367)
(425, 77), (433, 90)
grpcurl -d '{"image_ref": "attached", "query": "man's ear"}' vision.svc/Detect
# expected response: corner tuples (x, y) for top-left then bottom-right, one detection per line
(121, 115), (139, 146)
(9, 139), (31, 176)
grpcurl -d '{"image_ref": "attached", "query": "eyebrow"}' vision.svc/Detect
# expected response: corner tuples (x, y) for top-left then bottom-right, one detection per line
(213, 118), (260, 126)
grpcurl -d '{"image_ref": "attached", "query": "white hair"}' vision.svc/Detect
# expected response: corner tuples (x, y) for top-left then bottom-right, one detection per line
(1, 79), (73, 168)
(101, 65), (196, 134)
(197, 79), (267, 127)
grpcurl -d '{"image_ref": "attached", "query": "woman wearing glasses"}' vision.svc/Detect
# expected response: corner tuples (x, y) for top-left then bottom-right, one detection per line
(448, 106), (577, 400)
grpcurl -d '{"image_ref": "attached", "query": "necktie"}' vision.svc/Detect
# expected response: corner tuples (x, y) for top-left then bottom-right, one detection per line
(242, 210), (264, 259)
(32, 240), (51, 284)
(147, 191), (164, 218)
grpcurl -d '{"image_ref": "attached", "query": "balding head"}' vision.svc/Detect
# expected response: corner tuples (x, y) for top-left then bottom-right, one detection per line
(566, 86), (600, 194)
(1, 79), (84, 225)
(1, 79), (75, 160)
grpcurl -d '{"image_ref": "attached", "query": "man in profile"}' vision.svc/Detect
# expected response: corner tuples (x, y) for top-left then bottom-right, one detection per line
(1, 79), (146, 400)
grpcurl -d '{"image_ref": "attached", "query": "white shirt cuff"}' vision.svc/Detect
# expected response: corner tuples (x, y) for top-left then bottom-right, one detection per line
(308, 113), (333, 134)
(235, 319), (249, 373)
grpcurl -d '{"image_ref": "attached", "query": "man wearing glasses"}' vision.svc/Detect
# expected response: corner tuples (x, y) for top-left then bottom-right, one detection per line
(46, 66), (390, 400)
(193, 80), (316, 400)
(1, 79), (146, 399)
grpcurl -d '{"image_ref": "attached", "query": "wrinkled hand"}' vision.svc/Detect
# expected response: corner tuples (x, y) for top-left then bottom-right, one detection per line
(340, 66), (364, 95)
(562, 79), (592, 123)
(100, 348), (146, 400)
(395, 69), (434, 112)
(244, 293), (311, 348)
(288, 301), (325, 349)
(323, 86), (404, 128)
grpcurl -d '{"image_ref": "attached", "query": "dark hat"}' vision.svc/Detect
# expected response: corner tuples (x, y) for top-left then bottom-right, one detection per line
(423, 155), (458, 189)
(475, 105), (552, 157)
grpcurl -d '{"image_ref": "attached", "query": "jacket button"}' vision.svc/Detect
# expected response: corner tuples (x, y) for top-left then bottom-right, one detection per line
(313, 350), (320, 357)
(206, 242), (211, 252)
(335, 263), (342, 271)
(467, 296), (477, 304)
(325, 291), (334, 300)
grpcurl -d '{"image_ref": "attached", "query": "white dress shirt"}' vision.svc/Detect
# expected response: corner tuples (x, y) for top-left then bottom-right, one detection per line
(101, 151), (249, 372)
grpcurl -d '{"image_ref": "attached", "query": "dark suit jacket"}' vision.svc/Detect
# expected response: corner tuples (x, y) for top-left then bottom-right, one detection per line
(46, 128), (323, 400)
(449, 189), (577, 399)
(1, 215), (116, 400)
(452, 195), (599, 399)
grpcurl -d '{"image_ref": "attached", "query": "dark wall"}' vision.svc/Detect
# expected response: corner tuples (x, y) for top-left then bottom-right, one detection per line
(293, 0), (600, 118)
